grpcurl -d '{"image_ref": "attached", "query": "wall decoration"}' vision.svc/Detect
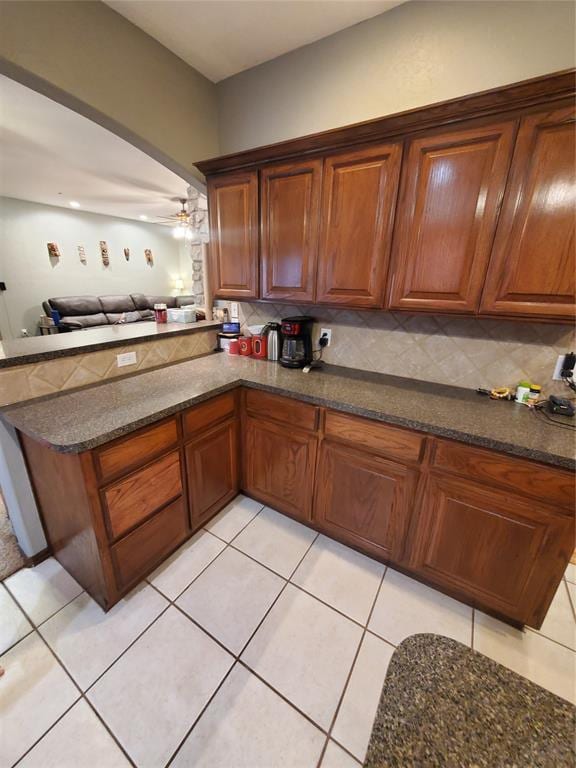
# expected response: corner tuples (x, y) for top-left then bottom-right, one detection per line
(77, 245), (87, 265)
(144, 248), (154, 267)
(99, 240), (110, 267)
(123, 247), (130, 261)
(47, 242), (61, 260)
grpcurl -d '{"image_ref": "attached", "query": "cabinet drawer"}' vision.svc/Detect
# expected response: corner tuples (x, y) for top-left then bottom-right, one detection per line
(104, 451), (182, 539)
(432, 440), (574, 510)
(245, 389), (318, 431)
(111, 497), (188, 590)
(325, 410), (424, 464)
(183, 392), (237, 439)
(95, 418), (178, 483)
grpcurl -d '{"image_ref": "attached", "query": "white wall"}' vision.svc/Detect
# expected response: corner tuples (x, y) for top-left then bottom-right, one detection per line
(217, 0), (576, 153)
(0, 197), (183, 338)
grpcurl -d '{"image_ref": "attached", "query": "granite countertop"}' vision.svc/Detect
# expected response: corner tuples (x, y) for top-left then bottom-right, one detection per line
(0, 320), (222, 369)
(1, 354), (575, 469)
(365, 634), (575, 768)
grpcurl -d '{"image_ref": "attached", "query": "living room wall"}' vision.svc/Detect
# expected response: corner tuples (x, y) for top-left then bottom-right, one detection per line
(0, 197), (183, 339)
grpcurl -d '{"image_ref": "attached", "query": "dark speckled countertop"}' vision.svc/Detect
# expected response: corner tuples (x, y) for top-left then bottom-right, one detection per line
(0, 320), (222, 368)
(1, 354), (575, 469)
(365, 634), (575, 768)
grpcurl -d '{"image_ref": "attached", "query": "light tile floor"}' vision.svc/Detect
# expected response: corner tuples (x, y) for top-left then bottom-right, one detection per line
(1, 493), (575, 768)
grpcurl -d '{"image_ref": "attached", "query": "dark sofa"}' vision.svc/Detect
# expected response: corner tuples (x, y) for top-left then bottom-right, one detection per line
(43, 293), (195, 330)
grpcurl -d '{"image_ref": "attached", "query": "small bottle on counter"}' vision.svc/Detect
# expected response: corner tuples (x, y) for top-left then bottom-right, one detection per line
(515, 380), (531, 404)
(527, 384), (543, 405)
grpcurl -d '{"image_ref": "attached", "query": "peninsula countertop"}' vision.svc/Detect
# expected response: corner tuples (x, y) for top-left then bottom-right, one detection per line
(0, 320), (222, 369)
(2, 354), (575, 469)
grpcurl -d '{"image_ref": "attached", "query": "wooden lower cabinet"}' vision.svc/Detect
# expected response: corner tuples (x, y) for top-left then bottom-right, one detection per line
(410, 474), (573, 626)
(315, 441), (418, 561)
(243, 414), (317, 522)
(186, 418), (238, 527)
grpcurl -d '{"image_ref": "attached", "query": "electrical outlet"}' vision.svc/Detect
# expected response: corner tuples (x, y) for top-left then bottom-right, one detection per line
(553, 353), (575, 380)
(230, 302), (239, 320)
(320, 328), (332, 347)
(117, 351), (137, 367)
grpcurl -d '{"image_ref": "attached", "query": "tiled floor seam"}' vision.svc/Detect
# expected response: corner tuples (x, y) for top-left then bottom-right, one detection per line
(315, 566), (389, 768)
(4, 597), (139, 768)
(2, 581), (86, 634)
(162, 528), (322, 768)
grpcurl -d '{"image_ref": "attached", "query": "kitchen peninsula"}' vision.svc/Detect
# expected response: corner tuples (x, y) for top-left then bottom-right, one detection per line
(2, 354), (574, 629)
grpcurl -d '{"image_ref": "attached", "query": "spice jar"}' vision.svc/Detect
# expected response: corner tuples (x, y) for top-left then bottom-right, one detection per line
(527, 384), (543, 406)
(154, 303), (168, 323)
(515, 380), (531, 404)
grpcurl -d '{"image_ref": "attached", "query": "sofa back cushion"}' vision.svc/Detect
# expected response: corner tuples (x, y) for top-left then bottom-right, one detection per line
(131, 294), (177, 310)
(48, 296), (103, 316)
(99, 295), (137, 313)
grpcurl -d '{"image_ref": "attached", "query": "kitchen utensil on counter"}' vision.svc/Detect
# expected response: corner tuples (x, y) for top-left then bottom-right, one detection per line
(280, 316), (314, 368)
(239, 337), (253, 356)
(252, 335), (267, 359)
(263, 323), (281, 361)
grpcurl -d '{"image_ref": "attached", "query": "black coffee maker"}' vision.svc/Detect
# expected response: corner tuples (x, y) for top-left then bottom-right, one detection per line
(280, 316), (314, 368)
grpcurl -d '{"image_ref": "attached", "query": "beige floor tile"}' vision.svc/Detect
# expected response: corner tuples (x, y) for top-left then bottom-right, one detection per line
(0, 583), (32, 654)
(332, 633), (393, 760)
(241, 584), (362, 729)
(18, 699), (130, 768)
(88, 606), (234, 768)
(148, 529), (225, 600)
(368, 569), (472, 646)
(177, 547), (284, 654)
(533, 581), (576, 650)
(292, 535), (384, 624)
(474, 611), (576, 704)
(565, 562), (576, 585)
(321, 741), (361, 768)
(171, 664), (325, 768)
(204, 494), (264, 541)
(5, 558), (83, 625)
(39, 584), (168, 690)
(0, 632), (79, 766)
(233, 506), (317, 578)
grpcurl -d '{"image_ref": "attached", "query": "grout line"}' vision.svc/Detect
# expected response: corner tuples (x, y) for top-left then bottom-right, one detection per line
(5, 594), (139, 768)
(315, 566), (388, 768)
(163, 525), (321, 768)
(524, 625), (576, 653)
(562, 578), (576, 620)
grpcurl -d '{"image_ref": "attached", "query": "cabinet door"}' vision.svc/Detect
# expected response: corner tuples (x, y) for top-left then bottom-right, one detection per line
(411, 474), (574, 627)
(388, 121), (515, 313)
(481, 105), (576, 319)
(316, 143), (402, 307)
(243, 415), (317, 522)
(186, 419), (239, 528)
(314, 441), (417, 562)
(207, 170), (259, 299)
(261, 159), (322, 301)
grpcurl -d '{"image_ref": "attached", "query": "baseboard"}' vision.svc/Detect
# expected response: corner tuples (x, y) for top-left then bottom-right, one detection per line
(23, 547), (52, 567)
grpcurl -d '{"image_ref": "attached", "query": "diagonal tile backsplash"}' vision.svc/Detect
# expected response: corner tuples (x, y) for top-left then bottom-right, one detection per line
(234, 302), (575, 394)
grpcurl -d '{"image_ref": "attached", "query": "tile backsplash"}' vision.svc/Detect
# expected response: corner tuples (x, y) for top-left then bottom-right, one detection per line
(235, 302), (575, 394)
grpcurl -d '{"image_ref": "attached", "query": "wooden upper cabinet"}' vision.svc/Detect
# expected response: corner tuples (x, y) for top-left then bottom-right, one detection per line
(388, 121), (516, 313)
(207, 170), (259, 299)
(480, 104), (576, 319)
(261, 159), (322, 301)
(316, 143), (402, 307)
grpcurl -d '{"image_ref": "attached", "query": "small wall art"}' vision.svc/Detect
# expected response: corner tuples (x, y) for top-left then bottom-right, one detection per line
(123, 247), (130, 261)
(47, 242), (61, 260)
(99, 240), (110, 267)
(78, 245), (87, 265)
(144, 248), (154, 267)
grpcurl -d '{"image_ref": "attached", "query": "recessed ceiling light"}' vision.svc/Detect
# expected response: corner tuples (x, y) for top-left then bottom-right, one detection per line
(69, 201), (81, 208)
(139, 214), (148, 220)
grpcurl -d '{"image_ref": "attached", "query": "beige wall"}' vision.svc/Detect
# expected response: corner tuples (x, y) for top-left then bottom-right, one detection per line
(0, 1), (218, 182)
(217, 0), (576, 153)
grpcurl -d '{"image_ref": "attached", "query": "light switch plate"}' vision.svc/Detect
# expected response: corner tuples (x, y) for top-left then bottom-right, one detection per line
(117, 351), (137, 367)
(553, 353), (567, 381)
(320, 328), (332, 347)
(230, 302), (239, 320)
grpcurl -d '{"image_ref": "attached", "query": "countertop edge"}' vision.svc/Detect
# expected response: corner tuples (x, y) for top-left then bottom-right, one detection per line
(7, 376), (576, 470)
(0, 321), (222, 369)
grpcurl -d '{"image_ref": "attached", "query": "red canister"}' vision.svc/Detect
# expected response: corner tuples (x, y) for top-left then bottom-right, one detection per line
(252, 335), (267, 359)
(239, 337), (252, 356)
(228, 339), (239, 355)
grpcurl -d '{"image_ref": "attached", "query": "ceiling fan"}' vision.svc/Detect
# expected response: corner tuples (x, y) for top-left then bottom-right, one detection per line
(154, 198), (191, 227)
